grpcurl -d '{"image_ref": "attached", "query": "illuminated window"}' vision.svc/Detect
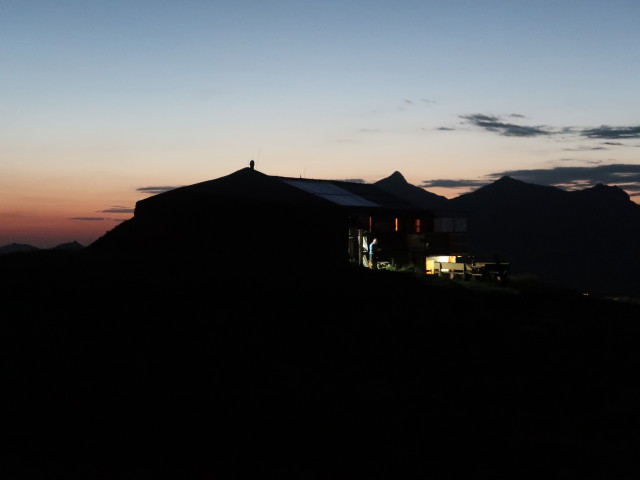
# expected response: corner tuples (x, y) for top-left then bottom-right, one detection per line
(414, 218), (421, 233)
(394, 218), (399, 231)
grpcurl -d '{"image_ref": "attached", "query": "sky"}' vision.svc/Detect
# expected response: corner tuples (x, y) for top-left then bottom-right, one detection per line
(2, 0), (640, 248)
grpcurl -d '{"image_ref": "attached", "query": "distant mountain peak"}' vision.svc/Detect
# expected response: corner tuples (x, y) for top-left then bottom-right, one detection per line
(494, 175), (519, 184)
(572, 182), (632, 205)
(53, 240), (84, 251)
(387, 171), (407, 183)
(466, 175), (563, 201)
(490, 176), (533, 189)
(0, 243), (39, 255)
(374, 171), (449, 209)
(590, 182), (629, 198)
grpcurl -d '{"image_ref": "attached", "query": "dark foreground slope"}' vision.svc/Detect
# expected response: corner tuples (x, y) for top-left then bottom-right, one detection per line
(3, 250), (640, 479)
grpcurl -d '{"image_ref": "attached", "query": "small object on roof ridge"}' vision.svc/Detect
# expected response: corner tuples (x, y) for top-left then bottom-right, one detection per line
(250, 159), (255, 170)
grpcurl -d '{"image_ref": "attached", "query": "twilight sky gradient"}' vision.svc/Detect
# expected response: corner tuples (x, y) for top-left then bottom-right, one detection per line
(2, 0), (640, 248)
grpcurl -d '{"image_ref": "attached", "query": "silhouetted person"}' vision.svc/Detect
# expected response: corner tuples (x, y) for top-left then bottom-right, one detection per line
(250, 159), (255, 170)
(369, 238), (379, 269)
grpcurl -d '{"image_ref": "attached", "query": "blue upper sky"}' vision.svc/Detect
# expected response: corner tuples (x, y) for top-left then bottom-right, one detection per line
(2, 0), (639, 247)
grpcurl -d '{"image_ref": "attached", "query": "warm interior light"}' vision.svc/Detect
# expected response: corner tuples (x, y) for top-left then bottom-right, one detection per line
(427, 256), (450, 263)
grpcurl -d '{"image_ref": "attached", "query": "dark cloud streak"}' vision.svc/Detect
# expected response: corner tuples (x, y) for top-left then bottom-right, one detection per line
(137, 186), (181, 194)
(460, 114), (640, 141)
(581, 125), (640, 139)
(484, 164), (640, 186)
(99, 206), (134, 214)
(460, 114), (553, 137)
(421, 164), (640, 201)
(421, 179), (487, 189)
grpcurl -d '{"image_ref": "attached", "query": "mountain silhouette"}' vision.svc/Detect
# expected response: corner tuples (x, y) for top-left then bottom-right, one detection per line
(374, 171), (450, 210)
(52, 240), (84, 251)
(0, 243), (39, 255)
(4, 172), (640, 478)
(82, 169), (640, 297)
(0, 241), (84, 255)
(378, 173), (640, 296)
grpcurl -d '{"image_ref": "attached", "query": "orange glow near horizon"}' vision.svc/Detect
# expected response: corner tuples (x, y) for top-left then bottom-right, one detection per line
(0, 173), (139, 248)
(0, 214), (122, 248)
(1, 175), (639, 249)
(0, 195), (131, 248)
(2, 2), (639, 250)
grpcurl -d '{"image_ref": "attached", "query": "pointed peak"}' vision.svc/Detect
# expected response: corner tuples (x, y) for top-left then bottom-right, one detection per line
(388, 171), (407, 183)
(374, 171), (450, 209)
(575, 182), (632, 204)
(375, 171), (409, 188)
(493, 175), (522, 185)
(53, 240), (84, 250)
(485, 175), (553, 192)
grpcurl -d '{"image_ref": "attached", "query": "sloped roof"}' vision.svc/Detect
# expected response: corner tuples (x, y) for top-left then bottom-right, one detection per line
(279, 178), (378, 207)
(136, 167), (334, 214)
(137, 167), (422, 214)
(275, 176), (419, 211)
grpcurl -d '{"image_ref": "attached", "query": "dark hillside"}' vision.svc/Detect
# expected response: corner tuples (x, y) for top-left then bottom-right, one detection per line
(3, 250), (640, 478)
(448, 177), (640, 296)
(0, 242), (39, 255)
(375, 172), (640, 297)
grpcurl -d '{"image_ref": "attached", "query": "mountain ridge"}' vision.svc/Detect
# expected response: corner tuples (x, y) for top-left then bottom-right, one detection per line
(4, 173), (639, 297)
(374, 172), (640, 296)
(374, 170), (450, 209)
(0, 241), (85, 255)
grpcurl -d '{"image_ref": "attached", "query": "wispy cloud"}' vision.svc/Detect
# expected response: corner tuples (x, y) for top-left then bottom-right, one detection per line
(457, 113), (640, 154)
(580, 125), (640, 139)
(421, 179), (488, 189)
(460, 114), (554, 137)
(422, 164), (640, 198)
(484, 164), (640, 187)
(99, 206), (134, 214)
(137, 186), (181, 194)
(562, 146), (608, 151)
(70, 216), (129, 223)
(460, 113), (640, 142)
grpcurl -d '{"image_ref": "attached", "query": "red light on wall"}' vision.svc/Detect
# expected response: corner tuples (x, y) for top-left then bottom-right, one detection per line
(395, 218), (399, 231)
